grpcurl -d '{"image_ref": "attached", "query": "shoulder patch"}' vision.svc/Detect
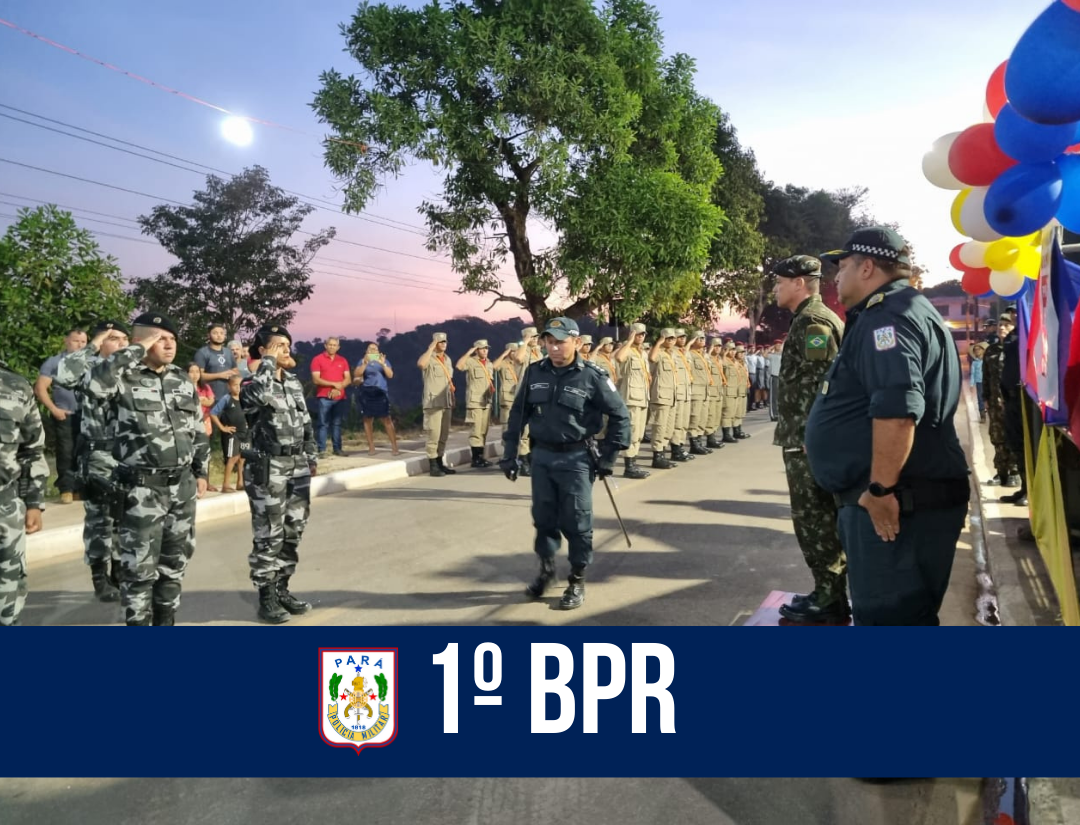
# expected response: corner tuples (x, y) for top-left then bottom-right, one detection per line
(867, 293), (885, 308)
(873, 326), (897, 351)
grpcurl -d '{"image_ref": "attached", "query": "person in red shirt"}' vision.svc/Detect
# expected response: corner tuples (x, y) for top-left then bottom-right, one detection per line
(310, 337), (351, 457)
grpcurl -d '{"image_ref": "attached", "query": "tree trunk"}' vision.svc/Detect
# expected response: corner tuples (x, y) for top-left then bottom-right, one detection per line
(499, 203), (547, 324)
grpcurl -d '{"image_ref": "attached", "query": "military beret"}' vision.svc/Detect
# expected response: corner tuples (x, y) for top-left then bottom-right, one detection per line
(257, 323), (292, 344)
(597, 336), (613, 347)
(579, 334), (593, 346)
(92, 319), (130, 337)
(432, 332), (448, 343)
(774, 255), (822, 278)
(473, 339), (489, 349)
(659, 328), (677, 339)
(542, 316), (579, 340)
(132, 312), (177, 337)
(630, 323), (647, 335)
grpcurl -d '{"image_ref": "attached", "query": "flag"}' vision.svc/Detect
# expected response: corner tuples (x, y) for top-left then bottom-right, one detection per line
(1067, 292), (1080, 439)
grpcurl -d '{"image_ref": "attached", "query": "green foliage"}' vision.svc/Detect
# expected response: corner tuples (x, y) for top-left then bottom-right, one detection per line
(313, 0), (720, 323)
(329, 672), (343, 701)
(131, 166), (335, 351)
(0, 205), (132, 381)
(375, 672), (388, 702)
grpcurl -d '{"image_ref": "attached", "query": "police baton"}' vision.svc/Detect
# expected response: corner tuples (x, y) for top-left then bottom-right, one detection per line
(586, 439), (632, 548)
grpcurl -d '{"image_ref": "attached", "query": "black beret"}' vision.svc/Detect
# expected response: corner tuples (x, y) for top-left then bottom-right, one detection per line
(773, 255), (822, 278)
(91, 319), (130, 337)
(250, 324), (292, 359)
(131, 312), (177, 337)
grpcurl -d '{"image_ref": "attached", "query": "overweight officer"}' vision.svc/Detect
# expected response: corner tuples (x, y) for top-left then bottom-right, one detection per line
(241, 324), (318, 624)
(499, 317), (631, 609)
(805, 227), (970, 626)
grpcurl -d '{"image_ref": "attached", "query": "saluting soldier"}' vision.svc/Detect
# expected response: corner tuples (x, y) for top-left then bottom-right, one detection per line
(493, 342), (521, 427)
(686, 331), (714, 455)
(456, 339), (495, 468)
(614, 323), (650, 479)
(240, 324), (318, 624)
(499, 317), (631, 609)
(56, 319), (130, 602)
(704, 338), (726, 449)
(720, 342), (740, 443)
(417, 332), (457, 478)
(0, 357), (48, 626)
(579, 335), (594, 361)
(81, 313), (210, 626)
(733, 345), (751, 439)
(592, 337), (619, 382)
(647, 329), (678, 469)
(512, 326), (543, 477)
(670, 329), (694, 461)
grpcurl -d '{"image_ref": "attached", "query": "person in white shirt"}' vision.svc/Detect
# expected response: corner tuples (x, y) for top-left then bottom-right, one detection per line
(767, 342), (783, 422)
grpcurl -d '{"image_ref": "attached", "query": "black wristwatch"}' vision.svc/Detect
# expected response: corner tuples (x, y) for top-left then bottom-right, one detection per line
(868, 481), (897, 498)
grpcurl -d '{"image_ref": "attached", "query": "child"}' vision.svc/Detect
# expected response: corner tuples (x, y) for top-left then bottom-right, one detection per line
(209, 374), (249, 493)
(970, 343), (986, 422)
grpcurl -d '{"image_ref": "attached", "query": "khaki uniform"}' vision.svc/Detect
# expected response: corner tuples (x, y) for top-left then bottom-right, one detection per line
(497, 358), (520, 425)
(706, 351), (724, 437)
(460, 356), (494, 449)
(647, 350), (677, 451)
(616, 346), (650, 458)
(721, 356), (740, 427)
(422, 353), (455, 459)
(518, 347), (543, 459)
(734, 359), (750, 427)
(591, 351), (619, 440)
(687, 349), (712, 438)
(671, 349), (692, 446)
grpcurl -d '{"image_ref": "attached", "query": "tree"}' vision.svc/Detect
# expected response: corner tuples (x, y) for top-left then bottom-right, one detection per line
(922, 279), (965, 298)
(0, 205), (132, 381)
(312, 0), (721, 324)
(131, 166), (335, 348)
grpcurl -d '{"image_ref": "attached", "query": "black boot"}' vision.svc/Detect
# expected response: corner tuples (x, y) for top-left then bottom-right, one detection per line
(257, 583), (290, 624)
(152, 605), (175, 626)
(722, 427), (737, 444)
(670, 444), (693, 462)
(518, 454), (532, 477)
(779, 591), (851, 623)
(90, 561), (119, 602)
(126, 616), (152, 626)
(1002, 474), (1021, 488)
(429, 457), (446, 477)
(109, 557), (122, 589)
(277, 576), (312, 614)
(623, 457), (650, 479)
(651, 450), (675, 469)
(706, 432), (725, 449)
(1000, 488), (1027, 505)
(437, 456), (457, 475)
(525, 557), (557, 599)
(689, 436), (712, 455)
(471, 446), (491, 468)
(560, 568), (586, 610)
(735, 425), (751, 439)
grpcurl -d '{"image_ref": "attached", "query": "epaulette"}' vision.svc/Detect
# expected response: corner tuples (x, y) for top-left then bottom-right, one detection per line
(867, 293), (885, 309)
(584, 360), (609, 377)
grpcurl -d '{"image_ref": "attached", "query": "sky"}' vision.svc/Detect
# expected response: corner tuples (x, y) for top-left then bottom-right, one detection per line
(0, 0), (1059, 340)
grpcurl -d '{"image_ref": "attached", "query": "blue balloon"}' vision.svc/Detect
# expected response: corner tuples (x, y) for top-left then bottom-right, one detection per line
(978, 291), (995, 299)
(995, 103), (1080, 163)
(1006, 2), (1080, 125)
(983, 161), (1064, 237)
(1058, 154), (1080, 232)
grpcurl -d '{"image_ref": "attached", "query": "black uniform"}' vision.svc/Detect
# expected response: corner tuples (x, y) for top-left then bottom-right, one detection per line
(999, 328), (1027, 497)
(805, 278), (970, 625)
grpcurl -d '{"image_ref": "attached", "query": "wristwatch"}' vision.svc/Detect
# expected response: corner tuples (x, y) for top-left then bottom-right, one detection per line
(868, 481), (898, 497)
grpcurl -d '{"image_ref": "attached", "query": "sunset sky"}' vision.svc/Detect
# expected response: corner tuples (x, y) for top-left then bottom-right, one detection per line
(0, 0), (1056, 341)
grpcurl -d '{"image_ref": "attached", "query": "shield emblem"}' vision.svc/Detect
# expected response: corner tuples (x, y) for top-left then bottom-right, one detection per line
(320, 648), (398, 753)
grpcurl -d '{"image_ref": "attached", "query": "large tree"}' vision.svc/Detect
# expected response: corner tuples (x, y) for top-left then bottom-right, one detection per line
(0, 205), (132, 381)
(312, 0), (721, 324)
(132, 166), (335, 346)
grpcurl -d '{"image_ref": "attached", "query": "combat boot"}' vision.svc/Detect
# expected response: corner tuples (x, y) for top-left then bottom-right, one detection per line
(126, 616), (152, 626)
(670, 444), (693, 462)
(705, 432), (725, 449)
(722, 427), (737, 444)
(152, 605), (175, 626)
(689, 436), (712, 455)
(560, 568), (586, 610)
(277, 576), (312, 615)
(779, 591), (851, 624)
(525, 557), (557, 599)
(651, 451), (675, 469)
(257, 583), (290, 624)
(518, 455), (532, 477)
(437, 456), (457, 475)
(735, 425), (751, 439)
(429, 458), (446, 477)
(623, 457), (650, 479)
(90, 561), (119, 603)
(1002, 474), (1021, 488)
(470, 446), (491, 468)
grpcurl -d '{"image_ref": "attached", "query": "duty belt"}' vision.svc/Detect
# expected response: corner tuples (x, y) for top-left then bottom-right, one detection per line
(265, 443), (305, 456)
(87, 440), (113, 452)
(118, 465), (191, 487)
(533, 440), (587, 453)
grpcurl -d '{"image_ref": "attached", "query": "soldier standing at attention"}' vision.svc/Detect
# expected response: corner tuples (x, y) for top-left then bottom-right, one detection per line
(982, 316), (1020, 488)
(417, 332), (457, 478)
(771, 255), (848, 623)
(647, 329), (679, 469)
(512, 326), (543, 477)
(579, 335), (594, 361)
(456, 339), (495, 468)
(0, 357), (48, 626)
(733, 345), (752, 438)
(720, 342), (740, 443)
(499, 317), (631, 609)
(614, 323), (651, 479)
(592, 337), (619, 382)
(806, 228), (970, 626)
(670, 329), (694, 462)
(82, 313), (209, 626)
(686, 331), (714, 455)
(704, 338), (726, 449)
(493, 342), (521, 427)
(56, 320), (131, 602)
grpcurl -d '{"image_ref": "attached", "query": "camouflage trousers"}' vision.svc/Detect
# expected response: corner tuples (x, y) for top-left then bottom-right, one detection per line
(624, 404), (648, 458)
(83, 453), (120, 566)
(0, 494), (28, 626)
(782, 450), (847, 599)
(245, 454), (311, 587)
(687, 397), (708, 437)
(117, 471), (197, 625)
(987, 402), (1019, 477)
(672, 397), (691, 444)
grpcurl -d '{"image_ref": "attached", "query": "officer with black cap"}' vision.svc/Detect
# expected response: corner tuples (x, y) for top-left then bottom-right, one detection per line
(805, 227), (970, 625)
(81, 311), (210, 626)
(500, 316), (631, 609)
(240, 323), (318, 623)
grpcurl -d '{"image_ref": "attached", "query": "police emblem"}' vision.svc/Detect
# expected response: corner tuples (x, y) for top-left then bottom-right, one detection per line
(873, 326), (897, 351)
(320, 648), (397, 753)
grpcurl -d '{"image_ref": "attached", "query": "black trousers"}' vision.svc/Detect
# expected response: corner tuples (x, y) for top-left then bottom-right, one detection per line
(1002, 388), (1026, 491)
(52, 412), (79, 493)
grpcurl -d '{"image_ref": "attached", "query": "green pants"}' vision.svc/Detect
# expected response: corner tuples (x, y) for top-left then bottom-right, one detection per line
(530, 445), (594, 570)
(783, 451), (846, 599)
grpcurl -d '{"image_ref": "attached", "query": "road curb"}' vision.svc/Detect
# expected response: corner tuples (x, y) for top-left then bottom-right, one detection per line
(27, 440), (502, 568)
(962, 382), (1002, 626)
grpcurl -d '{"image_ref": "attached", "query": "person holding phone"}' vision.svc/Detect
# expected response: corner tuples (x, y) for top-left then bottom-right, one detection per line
(353, 343), (399, 456)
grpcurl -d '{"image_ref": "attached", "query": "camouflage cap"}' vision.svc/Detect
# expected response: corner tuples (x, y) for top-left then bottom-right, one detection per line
(597, 336), (614, 347)
(132, 311), (178, 337)
(542, 316), (579, 340)
(432, 332), (448, 343)
(473, 339), (489, 349)
(92, 319), (130, 337)
(774, 255), (822, 278)
(659, 328), (677, 339)
(630, 322), (647, 334)
(821, 226), (910, 266)
(579, 334), (594, 346)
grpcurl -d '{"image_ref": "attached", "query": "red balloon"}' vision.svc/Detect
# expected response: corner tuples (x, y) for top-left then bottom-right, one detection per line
(986, 61), (1008, 119)
(949, 244), (968, 271)
(948, 123), (1018, 186)
(961, 268), (992, 295)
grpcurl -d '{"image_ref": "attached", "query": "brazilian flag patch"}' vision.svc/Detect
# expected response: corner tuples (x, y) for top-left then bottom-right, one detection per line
(807, 334), (827, 350)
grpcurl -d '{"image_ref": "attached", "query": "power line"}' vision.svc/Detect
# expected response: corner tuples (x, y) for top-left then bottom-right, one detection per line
(0, 200), (138, 231)
(0, 191), (142, 224)
(0, 212), (157, 246)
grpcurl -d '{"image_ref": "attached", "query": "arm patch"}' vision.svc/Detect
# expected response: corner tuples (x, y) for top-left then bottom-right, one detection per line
(805, 323), (831, 361)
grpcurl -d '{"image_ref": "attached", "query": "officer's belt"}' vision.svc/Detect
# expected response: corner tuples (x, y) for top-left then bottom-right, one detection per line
(833, 478), (970, 511)
(532, 440), (588, 453)
(86, 439), (112, 452)
(263, 443), (305, 456)
(117, 465), (191, 487)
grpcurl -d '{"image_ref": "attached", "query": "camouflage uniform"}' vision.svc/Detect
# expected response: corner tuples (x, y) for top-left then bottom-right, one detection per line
(0, 363), (48, 626)
(773, 287), (847, 608)
(81, 341), (210, 625)
(981, 338), (1018, 480)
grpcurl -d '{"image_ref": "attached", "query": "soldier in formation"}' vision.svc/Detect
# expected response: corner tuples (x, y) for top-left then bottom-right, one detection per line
(614, 323), (651, 479)
(457, 339), (495, 468)
(417, 332), (458, 478)
(981, 314), (1021, 488)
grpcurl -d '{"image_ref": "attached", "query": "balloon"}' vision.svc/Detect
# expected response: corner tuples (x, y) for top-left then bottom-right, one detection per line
(959, 186), (1003, 242)
(1014, 245), (1042, 279)
(986, 61), (1008, 119)
(1057, 154), (1080, 232)
(948, 123), (1018, 186)
(958, 240), (991, 268)
(951, 189), (970, 234)
(989, 268), (1026, 298)
(1005, 2), (1080, 125)
(978, 291), (995, 299)
(994, 103), (1080, 163)
(948, 244), (968, 271)
(922, 132), (964, 189)
(983, 161), (1064, 237)
(961, 268), (992, 295)
(984, 238), (1020, 271)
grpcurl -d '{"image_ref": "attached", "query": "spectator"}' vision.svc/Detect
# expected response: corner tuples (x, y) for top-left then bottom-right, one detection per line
(187, 363), (218, 491)
(767, 341), (783, 422)
(194, 323), (238, 400)
(228, 340), (251, 378)
(310, 337), (351, 457)
(210, 374), (248, 492)
(970, 342), (986, 422)
(35, 327), (87, 504)
(353, 342), (399, 456)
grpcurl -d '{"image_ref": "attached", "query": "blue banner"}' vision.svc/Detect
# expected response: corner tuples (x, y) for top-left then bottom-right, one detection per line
(2, 628), (1072, 777)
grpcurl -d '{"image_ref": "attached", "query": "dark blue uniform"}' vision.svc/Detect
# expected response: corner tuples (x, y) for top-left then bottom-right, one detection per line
(805, 278), (970, 625)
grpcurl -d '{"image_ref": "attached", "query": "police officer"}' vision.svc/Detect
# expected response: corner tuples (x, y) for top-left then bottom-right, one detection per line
(614, 323), (651, 478)
(686, 331), (714, 455)
(456, 339), (495, 468)
(704, 338), (726, 449)
(56, 319), (131, 602)
(493, 342), (521, 427)
(0, 358), (48, 626)
(417, 332), (457, 478)
(771, 255), (848, 622)
(806, 227), (970, 626)
(647, 329), (679, 468)
(981, 316), (1020, 487)
(512, 326), (543, 476)
(500, 317), (631, 609)
(82, 313), (210, 626)
(240, 324), (318, 624)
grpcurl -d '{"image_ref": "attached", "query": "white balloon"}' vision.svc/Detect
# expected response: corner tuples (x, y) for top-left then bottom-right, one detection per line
(982, 101), (995, 123)
(959, 240), (991, 268)
(989, 267), (1025, 297)
(922, 131), (965, 190)
(959, 186), (1003, 242)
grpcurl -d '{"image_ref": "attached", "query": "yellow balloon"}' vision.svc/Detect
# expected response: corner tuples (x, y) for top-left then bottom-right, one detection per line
(1015, 246), (1041, 279)
(951, 189), (971, 235)
(984, 238), (1020, 271)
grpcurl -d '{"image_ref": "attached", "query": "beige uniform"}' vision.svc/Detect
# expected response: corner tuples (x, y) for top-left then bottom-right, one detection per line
(734, 360), (750, 427)
(459, 356), (494, 449)
(647, 350), (677, 451)
(591, 351), (619, 440)
(497, 359), (520, 425)
(705, 353), (724, 437)
(671, 349), (692, 446)
(721, 356), (740, 428)
(421, 353), (455, 459)
(687, 349), (712, 439)
(616, 346), (650, 458)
